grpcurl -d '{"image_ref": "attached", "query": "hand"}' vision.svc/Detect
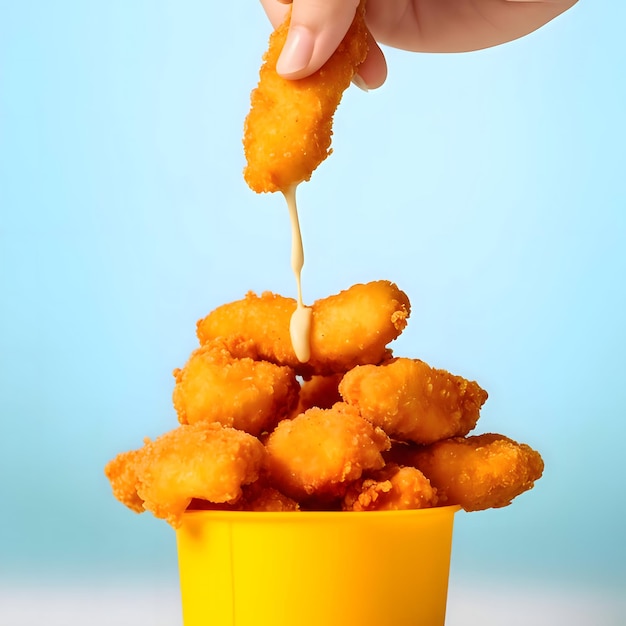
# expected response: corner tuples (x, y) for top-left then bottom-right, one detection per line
(260, 0), (578, 89)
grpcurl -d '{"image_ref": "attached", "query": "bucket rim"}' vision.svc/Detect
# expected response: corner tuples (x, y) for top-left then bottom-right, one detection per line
(179, 504), (462, 524)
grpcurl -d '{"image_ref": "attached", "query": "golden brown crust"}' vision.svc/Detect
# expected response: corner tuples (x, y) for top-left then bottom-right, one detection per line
(295, 373), (344, 414)
(388, 433), (544, 511)
(104, 449), (145, 514)
(106, 423), (267, 527)
(243, 2), (369, 193)
(196, 290), (295, 364)
(107, 280), (545, 519)
(241, 481), (301, 512)
(188, 481), (300, 512)
(196, 280), (410, 376)
(172, 339), (299, 436)
(265, 403), (390, 502)
(343, 464), (438, 512)
(308, 281), (410, 374)
(339, 357), (487, 444)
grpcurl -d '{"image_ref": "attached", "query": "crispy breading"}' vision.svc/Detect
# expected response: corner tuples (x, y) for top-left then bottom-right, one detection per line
(339, 357), (488, 444)
(387, 434), (544, 511)
(295, 373), (344, 414)
(105, 423), (267, 527)
(104, 448), (145, 514)
(197, 290), (295, 363)
(196, 280), (410, 376)
(187, 481), (300, 512)
(265, 402), (390, 502)
(243, 2), (368, 193)
(343, 464), (438, 512)
(172, 339), (299, 436)
(106, 281), (545, 519)
(240, 481), (301, 512)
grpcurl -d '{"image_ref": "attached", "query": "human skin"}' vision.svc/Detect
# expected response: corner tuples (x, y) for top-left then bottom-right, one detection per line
(243, 2), (368, 192)
(260, 0), (578, 88)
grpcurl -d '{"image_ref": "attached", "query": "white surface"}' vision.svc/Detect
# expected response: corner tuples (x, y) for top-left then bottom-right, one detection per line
(0, 582), (623, 626)
(447, 583), (624, 626)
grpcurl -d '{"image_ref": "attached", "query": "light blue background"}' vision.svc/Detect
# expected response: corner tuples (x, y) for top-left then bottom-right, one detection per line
(1, 0), (624, 613)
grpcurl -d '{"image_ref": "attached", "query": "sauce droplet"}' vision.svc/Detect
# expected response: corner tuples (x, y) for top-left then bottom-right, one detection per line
(284, 184), (312, 363)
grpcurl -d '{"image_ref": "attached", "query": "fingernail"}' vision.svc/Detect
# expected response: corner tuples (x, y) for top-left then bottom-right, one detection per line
(277, 25), (314, 76)
(351, 73), (369, 92)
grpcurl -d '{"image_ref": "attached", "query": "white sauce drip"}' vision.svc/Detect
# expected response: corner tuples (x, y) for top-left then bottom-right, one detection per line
(283, 185), (312, 363)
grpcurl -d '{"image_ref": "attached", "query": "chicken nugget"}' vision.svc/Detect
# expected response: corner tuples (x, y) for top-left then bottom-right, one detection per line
(172, 340), (299, 436)
(243, 2), (368, 193)
(339, 357), (488, 444)
(127, 423), (266, 527)
(389, 434), (544, 511)
(265, 402), (390, 502)
(311, 281), (410, 373)
(196, 280), (410, 376)
(197, 290), (294, 363)
(104, 448), (145, 514)
(240, 480), (301, 512)
(343, 464), (438, 512)
(295, 373), (344, 414)
(187, 481), (299, 512)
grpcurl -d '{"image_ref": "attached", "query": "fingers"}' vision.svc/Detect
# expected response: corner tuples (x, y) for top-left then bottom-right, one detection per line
(259, 0), (388, 88)
(260, 0), (291, 29)
(354, 31), (387, 90)
(260, 0), (363, 79)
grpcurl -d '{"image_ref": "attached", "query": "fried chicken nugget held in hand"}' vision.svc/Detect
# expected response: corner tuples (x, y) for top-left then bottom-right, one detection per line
(243, 1), (368, 193)
(133, 423), (266, 527)
(265, 402), (390, 503)
(339, 357), (488, 445)
(172, 339), (299, 436)
(342, 464), (438, 512)
(388, 434), (544, 511)
(196, 280), (410, 376)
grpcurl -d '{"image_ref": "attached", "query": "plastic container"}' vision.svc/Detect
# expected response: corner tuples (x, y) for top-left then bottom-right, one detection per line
(176, 505), (460, 626)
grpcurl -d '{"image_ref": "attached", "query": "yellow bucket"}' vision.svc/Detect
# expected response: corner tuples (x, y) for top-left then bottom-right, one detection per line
(176, 505), (460, 626)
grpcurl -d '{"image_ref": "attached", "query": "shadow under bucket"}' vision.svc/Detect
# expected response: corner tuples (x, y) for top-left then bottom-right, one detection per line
(176, 505), (460, 626)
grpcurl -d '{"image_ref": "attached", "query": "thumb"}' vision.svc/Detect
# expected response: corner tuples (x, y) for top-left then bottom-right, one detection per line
(272, 0), (362, 79)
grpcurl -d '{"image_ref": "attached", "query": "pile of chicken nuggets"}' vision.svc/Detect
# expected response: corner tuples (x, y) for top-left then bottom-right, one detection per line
(105, 280), (544, 527)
